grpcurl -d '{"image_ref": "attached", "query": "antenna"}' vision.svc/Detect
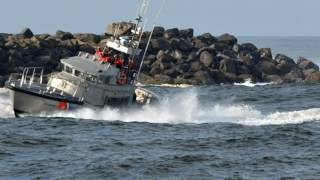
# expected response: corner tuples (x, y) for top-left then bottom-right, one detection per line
(135, 0), (166, 82)
(137, 0), (149, 23)
(132, 0), (150, 42)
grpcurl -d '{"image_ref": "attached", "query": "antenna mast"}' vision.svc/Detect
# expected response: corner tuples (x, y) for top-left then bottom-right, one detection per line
(135, 0), (166, 82)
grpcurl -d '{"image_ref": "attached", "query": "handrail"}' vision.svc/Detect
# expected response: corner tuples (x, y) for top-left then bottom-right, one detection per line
(17, 67), (45, 87)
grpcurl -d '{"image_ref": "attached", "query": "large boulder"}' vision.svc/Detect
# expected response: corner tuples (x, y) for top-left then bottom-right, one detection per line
(194, 71), (214, 84)
(259, 48), (272, 59)
(192, 36), (207, 49)
(164, 68), (181, 78)
(73, 33), (101, 44)
(191, 61), (203, 72)
(56, 30), (74, 40)
(303, 69), (317, 77)
(79, 44), (95, 54)
(164, 28), (179, 39)
(219, 58), (236, 74)
(199, 51), (215, 67)
(171, 49), (183, 61)
(257, 60), (278, 75)
(150, 38), (170, 50)
(152, 26), (165, 37)
(0, 35), (4, 47)
(211, 42), (232, 52)
(45, 37), (60, 48)
(198, 33), (217, 45)
(149, 62), (162, 75)
(0, 48), (8, 62)
(305, 71), (320, 83)
(275, 54), (298, 74)
(169, 38), (193, 51)
(20, 28), (34, 38)
(224, 73), (243, 83)
(106, 22), (135, 36)
(145, 54), (157, 64)
(276, 62), (297, 75)
(179, 28), (194, 38)
(210, 70), (229, 83)
(35, 33), (50, 40)
(156, 50), (175, 63)
(240, 43), (258, 53)
(217, 33), (237, 46)
(222, 49), (237, 59)
(178, 63), (191, 72)
(275, 54), (295, 65)
(296, 57), (319, 71)
(153, 74), (173, 84)
(264, 75), (283, 84)
(196, 47), (216, 57)
(138, 73), (155, 84)
(234, 61), (251, 75)
(33, 55), (55, 65)
(283, 68), (304, 83)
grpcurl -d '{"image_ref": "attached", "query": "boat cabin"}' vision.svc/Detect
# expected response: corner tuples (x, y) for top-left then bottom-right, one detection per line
(60, 53), (120, 85)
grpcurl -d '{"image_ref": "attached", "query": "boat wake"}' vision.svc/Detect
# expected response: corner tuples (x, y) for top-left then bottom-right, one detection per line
(1, 88), (320, 126)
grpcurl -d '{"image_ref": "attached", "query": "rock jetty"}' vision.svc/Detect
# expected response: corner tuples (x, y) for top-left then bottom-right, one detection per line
(0, 24), (320, 86)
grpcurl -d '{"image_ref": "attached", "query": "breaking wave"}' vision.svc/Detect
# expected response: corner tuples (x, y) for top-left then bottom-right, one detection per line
(49, 89), (320, 126)
(1, 88), (320, 126)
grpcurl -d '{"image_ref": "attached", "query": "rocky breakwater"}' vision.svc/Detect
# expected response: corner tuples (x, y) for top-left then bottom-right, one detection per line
(0, 25), (320, 86)
(138, 26), (320, 84)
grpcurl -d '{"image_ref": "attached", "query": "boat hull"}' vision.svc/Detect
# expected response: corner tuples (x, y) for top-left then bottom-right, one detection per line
(8, 88), (81, 117)
(6, 84), (159, 117)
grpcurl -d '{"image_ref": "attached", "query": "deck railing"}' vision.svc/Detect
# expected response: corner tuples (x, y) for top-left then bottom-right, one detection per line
(18, 67), (44, 87)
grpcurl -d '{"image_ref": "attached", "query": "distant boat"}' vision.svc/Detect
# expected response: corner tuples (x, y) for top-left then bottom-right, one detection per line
(5, 0), (159, 117)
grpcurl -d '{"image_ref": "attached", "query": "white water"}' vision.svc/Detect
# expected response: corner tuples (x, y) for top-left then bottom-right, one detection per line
(0, 89), (14, 118)
(234, 79), (273, 87)
(1, 88), (320, 126)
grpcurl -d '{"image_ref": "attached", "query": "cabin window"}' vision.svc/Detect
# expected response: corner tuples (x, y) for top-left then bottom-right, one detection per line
(74, 70), (81, 76)
(65, 66), (72, 74)
(85, 74), (97, 82)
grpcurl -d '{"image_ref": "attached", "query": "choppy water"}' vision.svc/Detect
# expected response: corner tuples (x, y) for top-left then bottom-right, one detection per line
(1, 82), (320, 179)
(2, 37), (320, 179)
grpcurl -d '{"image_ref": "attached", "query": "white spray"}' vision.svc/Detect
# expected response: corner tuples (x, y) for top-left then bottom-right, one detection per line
(1, 88), (320, 126)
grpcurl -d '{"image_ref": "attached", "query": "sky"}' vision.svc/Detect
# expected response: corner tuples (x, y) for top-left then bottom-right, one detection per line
(0, 0), (320, 36)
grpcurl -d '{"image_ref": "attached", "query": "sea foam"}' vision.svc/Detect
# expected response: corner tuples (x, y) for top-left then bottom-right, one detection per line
(1, 88), (320, 126)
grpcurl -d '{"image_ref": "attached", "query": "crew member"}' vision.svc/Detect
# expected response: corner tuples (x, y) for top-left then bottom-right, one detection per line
(95, 47), (103, 60)
(114, 54), (124, 68)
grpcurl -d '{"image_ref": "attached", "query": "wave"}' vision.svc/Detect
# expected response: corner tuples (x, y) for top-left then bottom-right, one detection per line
(234, 79), (273, 87)
(1, 88), (320, 126)
(48, 89), (320, 126)
(0, 88), (14, 118)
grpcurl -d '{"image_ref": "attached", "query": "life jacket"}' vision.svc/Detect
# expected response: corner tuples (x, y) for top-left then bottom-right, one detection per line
(128, 59), (134, 69)
(100, 56), (111, 63)
(117, 71), (127, 85)
(115, 57), (124, 67)
(95, 50), (103, 59)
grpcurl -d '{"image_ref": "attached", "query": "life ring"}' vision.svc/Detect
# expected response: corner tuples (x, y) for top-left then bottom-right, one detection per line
(57, 101), (69, 111)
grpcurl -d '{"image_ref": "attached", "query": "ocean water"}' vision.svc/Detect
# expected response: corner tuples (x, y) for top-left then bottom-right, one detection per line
(1, 37), (320, 179)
